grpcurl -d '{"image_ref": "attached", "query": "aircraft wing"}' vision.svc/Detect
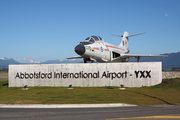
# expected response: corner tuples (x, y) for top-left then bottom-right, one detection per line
(112, 53), (168, 62)
(116, 54), (168, 62)
(66, 57), (97, 62)
(121, 54), (168, 58)
(66, 56), (84, 59)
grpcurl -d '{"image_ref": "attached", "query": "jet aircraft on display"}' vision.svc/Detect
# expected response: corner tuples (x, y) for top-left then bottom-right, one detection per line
(67, 31), (168, 63)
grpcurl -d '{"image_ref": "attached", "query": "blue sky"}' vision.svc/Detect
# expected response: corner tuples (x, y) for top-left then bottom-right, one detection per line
(0, 0), (180, 62)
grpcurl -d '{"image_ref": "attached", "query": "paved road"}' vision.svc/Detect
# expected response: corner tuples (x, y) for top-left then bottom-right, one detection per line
(0, 75), (8, 79)
(0, 105), (180, 120)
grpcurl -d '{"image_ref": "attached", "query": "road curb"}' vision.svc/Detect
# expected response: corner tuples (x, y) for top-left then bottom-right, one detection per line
(0, 103), (137, 108)
(0, 75), (8, 79)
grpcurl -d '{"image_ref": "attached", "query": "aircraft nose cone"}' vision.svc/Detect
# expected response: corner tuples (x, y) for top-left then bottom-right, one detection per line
(75, 44), (85, 55)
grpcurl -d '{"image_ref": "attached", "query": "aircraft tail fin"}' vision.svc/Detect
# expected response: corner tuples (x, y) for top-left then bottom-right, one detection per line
(112, 31), (145, 49)
(120, 31), (129, 48)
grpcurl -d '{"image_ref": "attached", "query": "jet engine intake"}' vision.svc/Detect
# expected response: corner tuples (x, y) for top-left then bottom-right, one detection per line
(112, 51), (120, 58)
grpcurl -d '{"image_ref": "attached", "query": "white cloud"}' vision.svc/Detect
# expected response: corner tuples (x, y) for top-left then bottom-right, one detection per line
(165, 13), (168, 17)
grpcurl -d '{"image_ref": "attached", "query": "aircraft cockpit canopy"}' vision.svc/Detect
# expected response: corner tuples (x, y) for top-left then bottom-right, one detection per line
(84, 36), (103, 43)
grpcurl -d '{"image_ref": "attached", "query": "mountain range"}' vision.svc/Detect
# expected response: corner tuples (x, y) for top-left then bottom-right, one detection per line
(1, 52), (180, 69)
(0, 57), (20, 68)
(129, 52), (180, 69)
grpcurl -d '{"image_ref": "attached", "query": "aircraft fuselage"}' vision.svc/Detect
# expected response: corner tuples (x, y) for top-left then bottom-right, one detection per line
(75, 36), (129, 63)
(67, 32), (168, 63)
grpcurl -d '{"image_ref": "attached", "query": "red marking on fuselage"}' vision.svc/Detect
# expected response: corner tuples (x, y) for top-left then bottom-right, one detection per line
(125, 40), (127, 45)
(105, 45), (125, 51)
(93, 47), (99, 50)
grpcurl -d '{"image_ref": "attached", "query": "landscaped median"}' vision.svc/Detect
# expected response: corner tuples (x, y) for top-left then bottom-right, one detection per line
(0, 77), (180, 106)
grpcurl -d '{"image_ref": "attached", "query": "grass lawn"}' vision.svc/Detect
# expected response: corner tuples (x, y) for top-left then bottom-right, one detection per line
(0, 78), (180, 106)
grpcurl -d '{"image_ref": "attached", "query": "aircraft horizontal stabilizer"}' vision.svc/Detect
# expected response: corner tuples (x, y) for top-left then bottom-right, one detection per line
(111, 34), (123, 37)
(111, 32), (146, 38)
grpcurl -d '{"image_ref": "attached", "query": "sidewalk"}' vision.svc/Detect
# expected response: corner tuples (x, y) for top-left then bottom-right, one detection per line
(0, 75), (8, 79)
(0, 103), (137, 108)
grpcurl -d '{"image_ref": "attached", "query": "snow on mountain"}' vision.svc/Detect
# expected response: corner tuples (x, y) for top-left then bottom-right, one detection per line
(16, 58), (41, 63)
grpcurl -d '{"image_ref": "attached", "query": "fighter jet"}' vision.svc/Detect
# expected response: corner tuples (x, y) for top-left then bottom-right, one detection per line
(67, 31), (168, 63)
